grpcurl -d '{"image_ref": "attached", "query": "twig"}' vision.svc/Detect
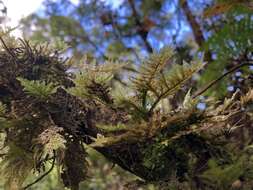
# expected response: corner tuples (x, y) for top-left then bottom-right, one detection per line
(193, 62), (253, 98)
(111, 17), (142, 62)
(0, 37), (17, 60)
(23, 154), (56, 190)
(77, 34), (106, 60)
(128, 0), (153, 53)
(180, 0), (205, 47)
(180, 0), (212, 62)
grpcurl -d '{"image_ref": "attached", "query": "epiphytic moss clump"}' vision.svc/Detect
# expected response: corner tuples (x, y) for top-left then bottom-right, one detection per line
(0, 29), (253, 190)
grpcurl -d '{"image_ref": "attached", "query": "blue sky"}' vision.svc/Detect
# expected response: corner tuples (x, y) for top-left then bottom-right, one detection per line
(4, 0), (44, 36)
(4, 0), (198, 52)
(5, 0), (122, 36)
(4, 0), (80, 36)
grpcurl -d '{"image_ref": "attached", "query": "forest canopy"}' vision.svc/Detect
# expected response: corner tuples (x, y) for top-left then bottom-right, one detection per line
(0, 0), (253, 189)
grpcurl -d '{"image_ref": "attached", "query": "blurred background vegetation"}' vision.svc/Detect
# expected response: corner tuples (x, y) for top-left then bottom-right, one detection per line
(0, 0), (253, 189)
(0, 146), (155, 190)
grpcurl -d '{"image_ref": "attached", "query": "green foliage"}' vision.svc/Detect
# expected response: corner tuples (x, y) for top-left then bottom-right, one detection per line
(201, 14), (253, 97)
(50, 15), (84, 38)
(80, 147), (144, 190)
(106, 47), (203, 121)
(17, 77), (59, 99)
(1, 9), (253, 188)
(201, 154), (253, 190)
(142, 139), (190, 181)
(67, 72), (113, 99)
(88, 48), (205, 148)
(131, 47), (174, 94)
(67, 58), (124, 103)
(201, 158), (244, 189)
(0, 143), (33, 190)
(9, 0), (253, 189)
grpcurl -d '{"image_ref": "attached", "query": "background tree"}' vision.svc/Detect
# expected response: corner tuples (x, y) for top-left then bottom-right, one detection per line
(0, 0), (253, 189)
(21, 0), (253, 98)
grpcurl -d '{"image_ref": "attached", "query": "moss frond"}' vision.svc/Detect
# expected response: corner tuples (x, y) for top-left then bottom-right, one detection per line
(17, 77), (58, 99)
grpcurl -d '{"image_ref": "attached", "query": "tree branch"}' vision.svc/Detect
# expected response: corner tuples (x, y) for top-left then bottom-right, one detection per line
(180, 0), (212, 62)
(128, 0), (153, 53)
(23, 154), (56, 190)
(193, 62), (253, 98)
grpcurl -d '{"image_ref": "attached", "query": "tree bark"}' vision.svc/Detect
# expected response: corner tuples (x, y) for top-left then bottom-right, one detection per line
(180, 0), (212, 62)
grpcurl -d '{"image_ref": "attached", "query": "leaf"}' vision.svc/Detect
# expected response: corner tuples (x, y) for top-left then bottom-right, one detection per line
(17, 77), (58, 99)
(67, 71), (113, 103)
(160, 61), (203, 99)
(67, 59), (124, 103)
(131, 47), (174, 94)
